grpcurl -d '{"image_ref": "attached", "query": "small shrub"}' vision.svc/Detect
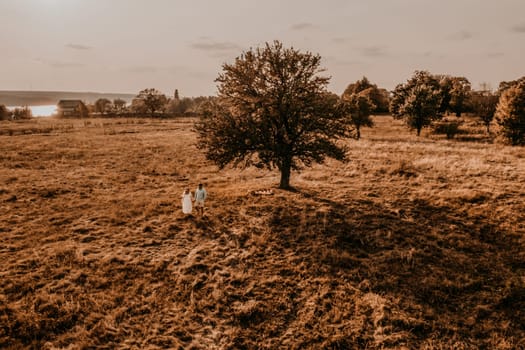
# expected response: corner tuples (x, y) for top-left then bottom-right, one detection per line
(12, 107), (33, 120)
(432, 120), (463, 139)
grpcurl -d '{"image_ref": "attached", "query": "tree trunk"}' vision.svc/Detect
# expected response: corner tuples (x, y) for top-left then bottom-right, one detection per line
(416, 127), (422, 136)
(356, 127), (361, 140)
(279, 157), (292, 189)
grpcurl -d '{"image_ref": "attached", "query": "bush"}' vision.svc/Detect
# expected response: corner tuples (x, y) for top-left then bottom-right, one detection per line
(0, 104), (12, 120)
(432, 120), (463, 139)
(12, 107), (33, 120)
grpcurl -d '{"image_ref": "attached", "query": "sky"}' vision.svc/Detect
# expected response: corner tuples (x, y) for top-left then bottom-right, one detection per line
(1, 0), (524, 97)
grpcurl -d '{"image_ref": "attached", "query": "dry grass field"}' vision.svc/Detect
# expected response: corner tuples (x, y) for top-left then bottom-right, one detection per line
(1, 116), (524, 349)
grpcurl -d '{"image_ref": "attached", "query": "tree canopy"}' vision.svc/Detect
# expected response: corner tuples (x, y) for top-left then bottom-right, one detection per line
(134, 88), (167, 116)
(340, 92), (375, 140)
(438, 76), (471, 117)
(495, 79), (525, 145)
(390, 71), (443, 136)
(343, 77), (390, 113)
(195, 41), (351, 189)
(94, 98), (112, 114)
(470, 91), (498, 133)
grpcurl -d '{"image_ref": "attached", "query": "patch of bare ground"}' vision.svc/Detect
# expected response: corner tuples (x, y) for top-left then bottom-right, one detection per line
(0, 116), (524, 349)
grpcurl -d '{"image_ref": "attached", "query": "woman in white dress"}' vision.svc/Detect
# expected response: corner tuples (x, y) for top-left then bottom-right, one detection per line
(181, 188), (193, 214)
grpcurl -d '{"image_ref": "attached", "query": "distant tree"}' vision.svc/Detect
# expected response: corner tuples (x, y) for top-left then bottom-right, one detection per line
(195, 41), (351, 189)
(12, 106), (32, 120)
(374, 88), (391, 113)
(94, 98), (112, 114)
(437, 76), (471, 117)
(479, 82), (492, 92)
(498, 77), (525, 95)
(470, 91), (498, 133)
(448, 77), (471, 117)
(167, 97), (194, 115)
(0, 105), (11, 120)
(340, 92), (375, 140)
(130, 99), (147, 114)
(113, 98), (127, 113)
(495, 80), (525, 145)
(437, 75), (453, 113)
(343, 76), (390, 113)
(343, 76), (374, 95)
(134, 88), (167, 116)
(390, 71), (443, 136)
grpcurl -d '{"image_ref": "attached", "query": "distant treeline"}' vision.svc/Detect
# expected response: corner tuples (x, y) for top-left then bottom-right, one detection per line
(0, 90), (135, 106)
(88, 89), (213, 118)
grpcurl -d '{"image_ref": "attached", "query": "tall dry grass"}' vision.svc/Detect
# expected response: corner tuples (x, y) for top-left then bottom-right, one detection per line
(0, 116), (524, 349)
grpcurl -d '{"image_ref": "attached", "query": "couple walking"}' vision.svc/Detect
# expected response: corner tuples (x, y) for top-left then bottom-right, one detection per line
(182, 183), (207, 216)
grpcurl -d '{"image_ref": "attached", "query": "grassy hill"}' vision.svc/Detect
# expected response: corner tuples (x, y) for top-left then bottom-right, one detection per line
(0, 116), (524, 349)
(0, 90), (135, 106)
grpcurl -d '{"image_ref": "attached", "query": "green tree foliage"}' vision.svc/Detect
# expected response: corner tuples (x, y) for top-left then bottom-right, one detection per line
(94, 98), (112, 114)
(195, 41), (351, 189)
(495, 80), (525, 145)
(390, 71), (443, 136)
(134, 88), (167, 116)
(470, 91), (498, 133)
(340, 92), (375, 140)
(343, 77), (390, 113)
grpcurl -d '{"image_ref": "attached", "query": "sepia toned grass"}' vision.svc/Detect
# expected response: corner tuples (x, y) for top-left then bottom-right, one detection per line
(0, 115), (524, 349)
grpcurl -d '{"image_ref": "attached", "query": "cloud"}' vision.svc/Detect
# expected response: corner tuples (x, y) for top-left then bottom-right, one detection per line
(190, 38), (242, 52)
(486, 52), (504, 58)
(511, 24), (525, 33)
(448, 30), (474, 41)
(290, 22), (315, 31)
(332, 37), (351, 44)
(65, 43), (92, 50)
(123, 65), (158, 73)
(361, 46), (388, 57)
(325, 56), (363, 66)
(35, 58), (85, 68)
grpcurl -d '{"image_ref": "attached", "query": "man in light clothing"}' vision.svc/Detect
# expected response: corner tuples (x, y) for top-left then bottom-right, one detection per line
(194, 183), (207, 216)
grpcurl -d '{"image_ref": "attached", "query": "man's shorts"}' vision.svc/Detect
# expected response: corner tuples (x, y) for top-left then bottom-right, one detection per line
(195, 199), (205, 208)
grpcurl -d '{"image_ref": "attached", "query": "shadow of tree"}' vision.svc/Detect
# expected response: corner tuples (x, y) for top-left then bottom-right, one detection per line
(266, 189), (525, 345)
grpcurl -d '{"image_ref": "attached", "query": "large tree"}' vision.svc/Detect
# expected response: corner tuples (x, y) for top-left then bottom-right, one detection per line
(390, 71), (443, 136)
(195, 41), (351, 189)
(495, 80), (525, 145)
(134, 88), (167, 116)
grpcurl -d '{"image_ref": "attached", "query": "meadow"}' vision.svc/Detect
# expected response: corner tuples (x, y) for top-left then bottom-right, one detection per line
(0, 116), (524, 349)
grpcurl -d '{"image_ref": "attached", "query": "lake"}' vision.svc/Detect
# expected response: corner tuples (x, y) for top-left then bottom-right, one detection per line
(7, 105), (57, 117)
